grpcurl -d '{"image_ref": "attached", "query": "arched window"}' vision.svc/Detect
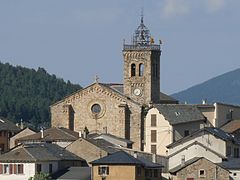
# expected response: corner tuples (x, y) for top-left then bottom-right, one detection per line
(139, 63), (144, 76)
(131, 64), (136, 77)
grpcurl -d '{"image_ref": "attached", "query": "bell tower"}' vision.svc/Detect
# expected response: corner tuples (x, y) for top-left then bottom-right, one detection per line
(123, 16), (161, 105)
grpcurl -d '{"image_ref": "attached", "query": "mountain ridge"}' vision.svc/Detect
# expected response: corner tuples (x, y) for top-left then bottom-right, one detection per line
(172, 68), (240, 105)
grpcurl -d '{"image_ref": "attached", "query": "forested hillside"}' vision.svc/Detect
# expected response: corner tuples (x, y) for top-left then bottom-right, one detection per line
(0, 62), (81, 129)
(172, 68), (240, 105)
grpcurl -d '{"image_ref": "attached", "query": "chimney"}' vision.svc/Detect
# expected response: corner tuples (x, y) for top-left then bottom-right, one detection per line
(79, 131), (82, 138)
(83, 130), (87, 139)
(20, 119), (24, 129)
(133, 151), (137, 158)
(181, 155), (185, 167)
(202, 99), (207, 105)
(40, 128), (44, 139)
(152, 153), (156, 163)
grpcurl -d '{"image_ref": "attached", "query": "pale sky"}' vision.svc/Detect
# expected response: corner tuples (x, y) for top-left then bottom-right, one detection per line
(0, 0), (240, 94)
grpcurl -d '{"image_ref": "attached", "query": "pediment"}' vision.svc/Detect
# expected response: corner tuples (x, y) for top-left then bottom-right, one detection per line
(63, 83), (136, 105)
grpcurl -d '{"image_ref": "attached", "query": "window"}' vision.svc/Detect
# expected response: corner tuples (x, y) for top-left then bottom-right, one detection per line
(98, 166), (109, 176)
(234, 148), (239, 158)
(151, 145), (157, 154)
(136, 166), (141, 176)
(3, 164), (9, 174)
(199, 169), (205, 177)
(0, 144), (4, 152)
(17, 164), (24, 174)
(49, 164), (53, 174)
(151, 130), (157, 143)
(91, 104), (101, 114)
(151, 114), (157, 127)
(131, 64), (136, 77)
(36, 164), (42, 173)
(184, 130), (190, 137)
(139, 63), (144, 76)
(154, 169), (158, 177)
(226, 146), (232, 157)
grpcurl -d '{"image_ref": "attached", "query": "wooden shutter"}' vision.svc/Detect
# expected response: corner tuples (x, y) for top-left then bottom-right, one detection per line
(13, 164), (17, 174)
(20, 164), (24, 174)
(0, 164), (2, 174)
(9, 164), (13, 174)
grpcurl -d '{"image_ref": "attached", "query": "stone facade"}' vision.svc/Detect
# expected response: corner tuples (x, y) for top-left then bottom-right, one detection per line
(51, 83), (144, 150)
(123, 50), (161, 105)
(174, 158), (229, 180)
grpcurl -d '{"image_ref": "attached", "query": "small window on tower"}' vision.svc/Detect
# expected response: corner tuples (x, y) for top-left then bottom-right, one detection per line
(139, 63), (144, 76)
(131, 64), (136, 77)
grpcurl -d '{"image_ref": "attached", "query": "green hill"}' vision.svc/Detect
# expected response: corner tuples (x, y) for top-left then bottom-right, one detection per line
(172, 68), (240, 105)
(0, 62), (81, 129)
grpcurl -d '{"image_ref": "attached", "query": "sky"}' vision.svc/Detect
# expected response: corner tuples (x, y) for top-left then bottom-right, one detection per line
(0, 0), (240, 94)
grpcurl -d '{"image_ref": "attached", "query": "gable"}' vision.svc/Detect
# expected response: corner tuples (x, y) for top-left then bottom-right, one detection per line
(51, 83), (141, 108)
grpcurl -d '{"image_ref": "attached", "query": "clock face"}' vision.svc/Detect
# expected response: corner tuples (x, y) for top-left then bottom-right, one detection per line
(133, 88), (141, 96)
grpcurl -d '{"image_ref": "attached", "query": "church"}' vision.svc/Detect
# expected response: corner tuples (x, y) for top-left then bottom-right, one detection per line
(50, 16), (177, 150)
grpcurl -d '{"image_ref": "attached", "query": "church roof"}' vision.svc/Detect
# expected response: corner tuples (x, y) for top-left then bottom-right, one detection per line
(50, 82), (142, 107)
(106, 83), (178, 104)
(153, 104), (205, 125)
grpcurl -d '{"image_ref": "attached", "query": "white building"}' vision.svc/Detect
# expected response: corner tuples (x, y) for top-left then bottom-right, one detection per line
(144, 104), (208, 156)
(0, 143), (85, 180)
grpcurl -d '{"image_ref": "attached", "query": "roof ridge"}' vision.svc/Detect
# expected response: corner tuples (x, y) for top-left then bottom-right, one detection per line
(22, 146), (37, 161)
(57, 127), (78, 139)
(168, 141), (226, 159)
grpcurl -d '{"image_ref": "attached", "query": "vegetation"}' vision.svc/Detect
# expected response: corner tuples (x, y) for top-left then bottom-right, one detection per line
(172, 68), (240, 105)
(28, 172), (49, 180)
(0, 62), (81, 129)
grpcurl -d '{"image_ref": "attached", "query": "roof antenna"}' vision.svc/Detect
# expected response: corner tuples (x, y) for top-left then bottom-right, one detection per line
(141, 7), (144, 24)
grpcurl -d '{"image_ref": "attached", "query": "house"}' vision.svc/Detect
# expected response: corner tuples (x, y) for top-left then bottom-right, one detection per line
(17, 127), (79, 148)
(0, 117), (20, 153)
(9, 127), (35, 149)
(66, 137), (118, 165)
(0, 143), (86, 180)
(169, 157), (229, 180)
(167, 127), (240, 171)
(196, 102), (240, 128)
(144, 104), (207, 156)
(90, 151), (163, 180)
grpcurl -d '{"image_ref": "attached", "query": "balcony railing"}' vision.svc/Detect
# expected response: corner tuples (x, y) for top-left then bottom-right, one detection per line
(123, 44), (161, 51)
